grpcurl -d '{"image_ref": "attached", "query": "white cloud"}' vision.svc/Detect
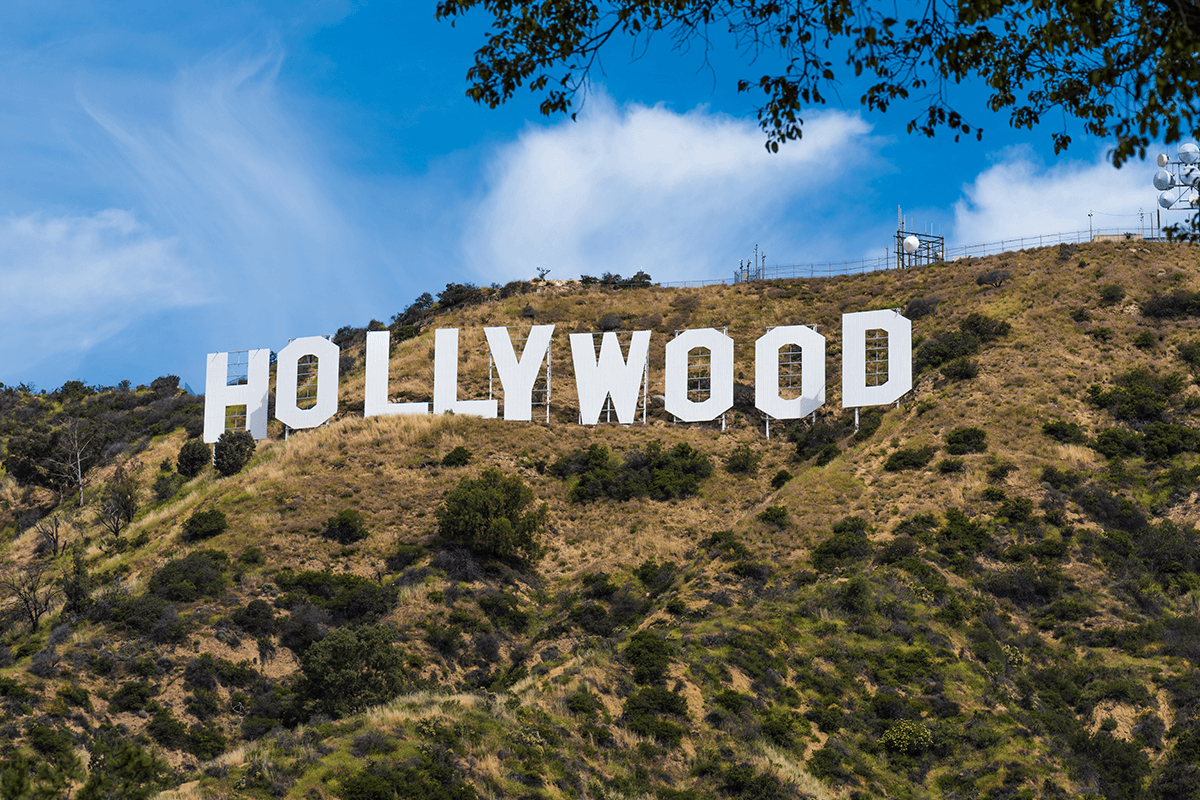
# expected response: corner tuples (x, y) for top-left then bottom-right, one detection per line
(953, 146), (1154, 245)
(0, 209), (197, 381)
(463, 93), (877, 283)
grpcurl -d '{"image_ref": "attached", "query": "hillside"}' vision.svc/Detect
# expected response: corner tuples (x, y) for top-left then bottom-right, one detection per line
(2, 240), (1200, 799)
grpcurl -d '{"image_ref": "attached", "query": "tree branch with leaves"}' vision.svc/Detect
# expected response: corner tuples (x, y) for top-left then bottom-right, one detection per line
(437, 0), (1200, 165)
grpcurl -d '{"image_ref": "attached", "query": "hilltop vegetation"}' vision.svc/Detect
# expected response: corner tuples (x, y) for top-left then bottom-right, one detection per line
(2, 241), (1200, 799)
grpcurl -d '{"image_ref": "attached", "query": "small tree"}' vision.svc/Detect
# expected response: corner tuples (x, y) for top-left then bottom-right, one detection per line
(436, 469), (546, 563)
(976, 269), (1011, 288)
(213, 430), (255, 477)
(0, 561), (60, 630)
(61, 545), (93, 617)
(98, 463), (140, 538)
(177, 439), (211, 479)
(299, 625), (410, 718)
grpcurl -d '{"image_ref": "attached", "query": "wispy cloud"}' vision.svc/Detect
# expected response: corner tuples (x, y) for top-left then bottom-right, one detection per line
(0, 209), (196, 382)
(952, 146), (1154, 244)
(79, 38), (379, 336)
(462, 92), (878, 283)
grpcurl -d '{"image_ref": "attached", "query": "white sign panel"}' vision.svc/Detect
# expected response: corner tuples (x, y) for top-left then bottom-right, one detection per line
(754, 325), (825, 419)
(570, 331), (651, 425)
(433, 328), (498, 418)
(364, 330), (429, 417)
(484, 325), (555, 421)
(842, 309), (912, 408)
(664, 328), (734, 422)
(275, 336), (340, 430)
(203, 349), (270, 443)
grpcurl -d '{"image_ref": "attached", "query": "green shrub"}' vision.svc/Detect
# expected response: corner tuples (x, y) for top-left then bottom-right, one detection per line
(915, 330), (981, 372)
(176, 439), (210, 479)
(976, 269), (1010, 287)
(961, 312), (1011, 341)
(182, 508), (227, 542)
(147, 708), (189, 749)
(339, 750), (477, 800)
(1093, 428), (1143, 460)
(813, 517), (873, 572)
(904, 296), (940, 319)
(760, 707), (805, 747)
(1088, 368), (1184, 422)
(724, 444), (760, 474)
(186, 723), (227, 760)
(148, 550), (229, 602)
(322, 509), (369, 544)
(946, 426), (987, 454)
(624, 630), (674, 684)
(551, 442), (712, 502)
(213, 430), (255, 477)
(770, 469), (793, 489)
(936, 457), (965, 474)
(987, 461), (1015, 481)
(299, 624), (412, 718)
(884, 445), (936, 471)
(814, 443), (840, 466)
(239, 545), (265, 566)
(441, 446), (471, 467)
(26, 724), (74, 765)
(1099, 283), (1126, 305)
(565, 688), (603, 717)
(622, 687), (688, 747)
(275, 570), (397, 626)
(231, 599), (277, 636)
(757, 505), (788, 527)
(1133, 330), (1157, 349)
(436, 469), (546, 563)
(881, 720), (932, 754)
(942, 357), (979, 380)
(109, 680), (156, 712)
(1043, 419), (1088, 444)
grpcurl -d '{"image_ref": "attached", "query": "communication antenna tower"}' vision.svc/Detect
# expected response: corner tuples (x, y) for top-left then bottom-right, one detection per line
(735, 245), (766, 282)
(1152, 143), (1200, 212)
(895, 207), (945, 268)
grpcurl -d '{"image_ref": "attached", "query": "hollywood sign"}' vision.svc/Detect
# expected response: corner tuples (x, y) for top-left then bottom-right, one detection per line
(203, 309), (911, 443)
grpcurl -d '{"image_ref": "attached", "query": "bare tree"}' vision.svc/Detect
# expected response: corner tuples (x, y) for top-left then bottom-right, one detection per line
(0, 560), (60, 630)
(33, 514), (69, 558)
(97, 462), (139, 539)
(46, 418), (102, 507)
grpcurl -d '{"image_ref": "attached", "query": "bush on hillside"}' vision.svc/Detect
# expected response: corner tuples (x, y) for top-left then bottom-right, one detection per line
(148, 550), (229, 602)
(321, 509), (369, 545)
(551, 441), (712, 503)
(724, 444), (760, 474)
(440, 446), (471, 467)
(946, 426), (988, 454)
(1088, 368), (1185, 422)
(884, 445), (936, 471)
(299, 624), (412, 718)
(904, 296), (940, 319)
(182, 508), (227, 542)
(813, 517), (874, 572)
(1043, 419), (1088, 444)
(624, 630), (674, 684)
(177, 439), (210, 478)
(437, 469), (546, 563)
(942, 357), (979, 380)
(213, 430), (255, 477)
(1099, 283), (1127, 305)
(976, 269), (1011, 287)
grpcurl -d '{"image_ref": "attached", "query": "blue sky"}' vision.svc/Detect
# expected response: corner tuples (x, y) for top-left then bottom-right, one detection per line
(0, 1), (1178, 391)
